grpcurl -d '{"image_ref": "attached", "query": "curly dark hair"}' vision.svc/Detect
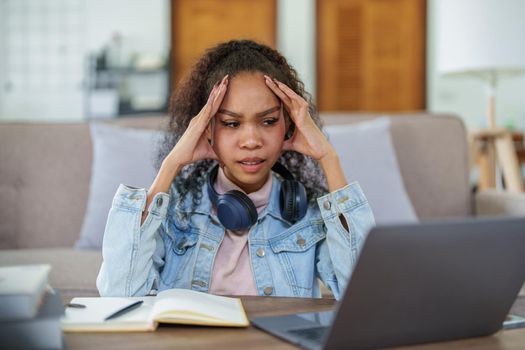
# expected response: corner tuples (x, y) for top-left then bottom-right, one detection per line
(157, 39), (328, 212)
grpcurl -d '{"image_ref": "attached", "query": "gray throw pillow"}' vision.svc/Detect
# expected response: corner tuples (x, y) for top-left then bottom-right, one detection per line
(75, 123), (161, 249)
(324, 118), (418, 224)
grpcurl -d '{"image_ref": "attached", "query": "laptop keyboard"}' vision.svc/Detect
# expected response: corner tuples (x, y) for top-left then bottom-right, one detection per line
(287, 326), (329, 343)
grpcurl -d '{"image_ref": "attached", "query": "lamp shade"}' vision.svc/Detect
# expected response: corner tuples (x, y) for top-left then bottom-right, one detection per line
(436, 0), (525, 76)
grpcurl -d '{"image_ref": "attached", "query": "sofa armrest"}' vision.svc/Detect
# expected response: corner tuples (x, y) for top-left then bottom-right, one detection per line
(474, 190), (525, 217)
(475, 190), (525, 297)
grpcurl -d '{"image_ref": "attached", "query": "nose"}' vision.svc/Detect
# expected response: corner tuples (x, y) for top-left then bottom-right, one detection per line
(239, 124), (262, 149)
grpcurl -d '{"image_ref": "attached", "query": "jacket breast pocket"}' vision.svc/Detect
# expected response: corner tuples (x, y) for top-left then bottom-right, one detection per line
(160, 231), (199, 287)
(269, 223), (325, 294)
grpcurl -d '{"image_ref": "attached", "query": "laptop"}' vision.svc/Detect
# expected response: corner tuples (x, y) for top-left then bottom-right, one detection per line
(251, 216), (525, 349)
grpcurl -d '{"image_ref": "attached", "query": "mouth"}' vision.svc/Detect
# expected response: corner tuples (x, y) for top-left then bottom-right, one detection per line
(239, 158), (265, 165)
(238, 158), (266, 173)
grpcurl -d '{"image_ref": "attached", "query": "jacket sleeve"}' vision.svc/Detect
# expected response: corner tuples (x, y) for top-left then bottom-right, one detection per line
(315, 182), (376, 300)
(96, 184), (170, 297)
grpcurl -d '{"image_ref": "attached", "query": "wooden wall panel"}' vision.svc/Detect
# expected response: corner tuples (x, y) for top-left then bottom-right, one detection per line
(317, 0), (426, 111)
(171, 0), (276, 87)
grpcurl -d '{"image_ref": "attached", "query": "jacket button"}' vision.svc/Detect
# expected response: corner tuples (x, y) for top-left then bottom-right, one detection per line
(200, 243), (214, 251)
(323, 201), (331, 210)
(263, 286), (273, 295)
(256, 248), (265, 257)
(191, 280), (207, 287)
(296, 238), (306, 247)
(156, 196), (163, 206)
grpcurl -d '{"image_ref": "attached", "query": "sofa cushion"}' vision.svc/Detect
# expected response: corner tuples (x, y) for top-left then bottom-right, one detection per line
(75, 124), (161, 249)
(324, 118), (417, 224)
(0, 123), (92, 249)
(321, 113), (471, 219)
(0, 117), (166, 250)
(475, 190), (525, 217)
(0, 249), (101, 296)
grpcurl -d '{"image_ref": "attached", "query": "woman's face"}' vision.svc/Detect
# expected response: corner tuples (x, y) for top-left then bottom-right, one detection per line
(208, 71), (286, 193)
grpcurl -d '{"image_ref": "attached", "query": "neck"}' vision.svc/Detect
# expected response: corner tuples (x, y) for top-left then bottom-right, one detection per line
(222, 168), (270, 194)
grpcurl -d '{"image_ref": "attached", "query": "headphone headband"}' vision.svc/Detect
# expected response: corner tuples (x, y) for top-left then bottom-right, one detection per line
(271, 161), (294, 181)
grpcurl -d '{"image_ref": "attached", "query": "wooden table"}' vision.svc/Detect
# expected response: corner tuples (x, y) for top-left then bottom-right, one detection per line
(63, 294), (525, 349)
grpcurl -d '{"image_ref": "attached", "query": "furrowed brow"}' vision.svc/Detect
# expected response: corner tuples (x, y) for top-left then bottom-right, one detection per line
(256, 106), (281, 117)
(217, 109), (242, 118)
(217, 106), (281, 118)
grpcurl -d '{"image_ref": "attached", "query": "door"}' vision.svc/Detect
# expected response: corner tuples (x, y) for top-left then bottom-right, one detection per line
(171, 0), (276, 87)
(317, 0), (426, 111)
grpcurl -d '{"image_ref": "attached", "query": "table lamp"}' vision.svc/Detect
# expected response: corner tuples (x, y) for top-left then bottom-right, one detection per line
(435, 0), (525, 192)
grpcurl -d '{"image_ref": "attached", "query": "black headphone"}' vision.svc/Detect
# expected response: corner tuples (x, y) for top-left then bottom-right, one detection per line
(207, 162), (307, 230)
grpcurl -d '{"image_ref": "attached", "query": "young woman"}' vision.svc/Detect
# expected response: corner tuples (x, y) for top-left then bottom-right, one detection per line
(97, 40), (375, 300)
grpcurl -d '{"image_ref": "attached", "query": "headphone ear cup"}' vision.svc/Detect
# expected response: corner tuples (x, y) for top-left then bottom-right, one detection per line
(216, 190), (258, 230)
(295, 183), (308, 221)
(280, 180), (307, 223)
(279, 180), (293, 221)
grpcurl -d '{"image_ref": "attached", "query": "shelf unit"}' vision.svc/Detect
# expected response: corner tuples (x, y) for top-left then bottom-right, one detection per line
(86, 55), (170, 118)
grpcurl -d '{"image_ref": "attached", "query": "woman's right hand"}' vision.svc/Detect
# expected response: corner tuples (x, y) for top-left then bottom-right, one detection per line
(141, 75), (229, 224)
(162, 75), (229, 170)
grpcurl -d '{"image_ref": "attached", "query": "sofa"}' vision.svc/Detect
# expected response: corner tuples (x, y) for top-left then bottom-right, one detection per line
(1, 112), (524, 298)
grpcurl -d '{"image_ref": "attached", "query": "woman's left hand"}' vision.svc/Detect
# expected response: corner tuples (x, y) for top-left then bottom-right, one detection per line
(264, 75), (334, 161)
(265, 75), (348, 192)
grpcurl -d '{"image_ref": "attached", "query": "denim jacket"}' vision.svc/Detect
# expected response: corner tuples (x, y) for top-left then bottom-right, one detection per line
(97, 173), (375, 300)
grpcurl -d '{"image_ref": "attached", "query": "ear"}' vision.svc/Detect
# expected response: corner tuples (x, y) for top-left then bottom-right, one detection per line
(206, 119), (213, 145)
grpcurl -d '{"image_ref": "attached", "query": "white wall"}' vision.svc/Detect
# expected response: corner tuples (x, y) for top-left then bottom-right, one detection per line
(427, 0), (525, 129)
(0, 0), (169, 122)
(85, 0), (169, 64)
(0, 3), (5, 119)
(0, 0), (86, 122)
(277, 0), (316, 99)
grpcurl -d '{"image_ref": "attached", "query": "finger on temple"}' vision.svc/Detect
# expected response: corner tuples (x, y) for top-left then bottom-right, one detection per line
(213, 85), (223, 102)
(206, 85), (218, 104)
(264, 76), (290, 104)
(275, 80), (300, 99)
(210, 84), (227, 117)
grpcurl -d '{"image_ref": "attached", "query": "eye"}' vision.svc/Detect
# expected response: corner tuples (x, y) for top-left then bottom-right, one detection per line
(263, 117), (279, 126)
(221, 120), (240, 128)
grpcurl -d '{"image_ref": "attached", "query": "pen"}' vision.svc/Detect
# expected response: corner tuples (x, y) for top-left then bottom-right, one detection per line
(66, 303), (86, 308)
(104, 300), (144, 321)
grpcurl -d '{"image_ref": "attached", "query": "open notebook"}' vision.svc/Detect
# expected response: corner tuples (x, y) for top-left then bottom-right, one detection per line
(61, 288), (249, 332)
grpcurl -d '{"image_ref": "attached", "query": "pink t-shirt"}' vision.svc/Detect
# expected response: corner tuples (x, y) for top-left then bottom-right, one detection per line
(209, 167), (272, 296)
